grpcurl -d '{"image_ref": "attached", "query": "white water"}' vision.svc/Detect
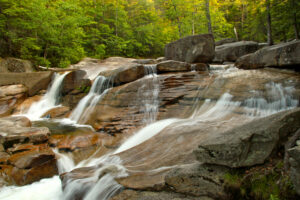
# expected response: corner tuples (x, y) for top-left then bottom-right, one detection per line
(139, 65), (160, 124)
(69, 76), (110, 123)
(243, 82), (298, 116)
(1, 65), (299, 200)
(114, 118), (178, 154)
(21, 73), (68, 121)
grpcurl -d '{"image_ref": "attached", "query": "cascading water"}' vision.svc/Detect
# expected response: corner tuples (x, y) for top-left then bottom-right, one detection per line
(138, 65), (160, 124)
(0, 65), (299, 200)
(69, 75), (111, 124)
(21, 72), (68, 121)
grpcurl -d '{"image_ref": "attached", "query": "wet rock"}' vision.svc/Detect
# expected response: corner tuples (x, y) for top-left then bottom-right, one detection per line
(8, 147), (55, 169)
(0, 126), (50, 148)
(0, 116), (31, 128)
(215, 38), (237, 46)
(41, 106), (70, 119)
(62, 70), (91, 95)
(133, 59), (157, 65)
(0, 116), (57, 186)
(0, 72), (53, 96)
(0, 85), (28, 117)
(165, 163), (228, 199)
(165, 34), (215, 63)
(288, 145), (300, 195)
(0, 58), (33, 73)
(111, 190), (205, 200)
(99, 63), (145, 86)
(194, 108), (300, 168)
(157, 60), (191, 73)
(192, 63), (209, 71)
(13, 95), (42, 115)
(236, 40), (300, 70)
(10, 155), (57, 185)
(214, 41), (258, 63)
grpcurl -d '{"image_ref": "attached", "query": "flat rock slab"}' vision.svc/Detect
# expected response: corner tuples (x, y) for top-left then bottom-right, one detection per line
(194, 108), (300, 168)
(0, 72), (53, 96)
(214, 41), (258, 63)
(236, 40), (300, 70)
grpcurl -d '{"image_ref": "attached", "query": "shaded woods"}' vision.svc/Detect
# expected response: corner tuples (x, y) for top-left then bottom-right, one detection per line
(0, 0), (299, 68)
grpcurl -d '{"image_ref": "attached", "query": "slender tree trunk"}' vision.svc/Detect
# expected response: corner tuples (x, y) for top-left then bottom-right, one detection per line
(205, 0), (213, 35)
(115, 0), (118, 36)
(171, 0), (182, 37)
(291, 0), (299, 39)
(266, 0), (273, 45)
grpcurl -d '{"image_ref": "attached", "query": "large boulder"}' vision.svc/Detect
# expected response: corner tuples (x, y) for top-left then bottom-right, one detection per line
(164, 34), (215, 63)
(0, 58), (34, 73)
(214, 41), (258, 63)
(99, 63), (145, 86)
(194, 108), (300, 168)
(156, 60), (191, 73)
(236, 40), (300, 70)
(0, 72), (53, 96)
(61, 70), (91, 95)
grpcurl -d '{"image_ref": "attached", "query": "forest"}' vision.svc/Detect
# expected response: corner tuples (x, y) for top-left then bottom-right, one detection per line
(0, 0), (299, 68)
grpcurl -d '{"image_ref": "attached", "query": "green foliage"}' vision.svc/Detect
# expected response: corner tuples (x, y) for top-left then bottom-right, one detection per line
(0, 0), (299, 67)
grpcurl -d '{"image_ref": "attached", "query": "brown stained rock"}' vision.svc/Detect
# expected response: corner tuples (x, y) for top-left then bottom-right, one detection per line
(8, 148), (55, 169)
(0, 127), (50, 149)
(0, 85), (28, 117)
(13, 95), (42, 115)
(10, 157), (58, 185)
(41, 106), (70, 119)
(0, 152), (10, 164)
(156, 60), (191, 73)
(165, 34), (215, 63)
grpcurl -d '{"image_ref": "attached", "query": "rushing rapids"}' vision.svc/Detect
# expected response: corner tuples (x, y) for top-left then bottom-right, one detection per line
(0, 63), (299, 200)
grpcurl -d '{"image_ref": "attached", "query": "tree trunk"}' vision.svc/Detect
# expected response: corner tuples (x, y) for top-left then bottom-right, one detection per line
(205, 0), (213, 35)
(266, 0), (273, 45)
(171, 0), (182, 37)
(291, 0), (299, 39)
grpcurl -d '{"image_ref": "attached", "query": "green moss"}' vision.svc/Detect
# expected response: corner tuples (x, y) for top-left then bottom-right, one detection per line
(223, 161), (298, 200)
(76, 85), (91, 93)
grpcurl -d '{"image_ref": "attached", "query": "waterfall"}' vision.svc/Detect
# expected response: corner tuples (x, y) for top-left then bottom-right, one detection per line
(69, 76), (110, 123)
(1, 65), (299, 200)
(22, 72), (68, 121)
(243, 82), (299, 117)
(138, 65), (160, 124)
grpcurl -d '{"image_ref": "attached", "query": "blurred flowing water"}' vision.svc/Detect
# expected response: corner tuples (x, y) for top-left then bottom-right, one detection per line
(0, 65), (299, 200)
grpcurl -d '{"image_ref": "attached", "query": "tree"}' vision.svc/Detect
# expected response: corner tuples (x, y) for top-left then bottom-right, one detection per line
(205, 0), (213, 35)
(266, 0), (273, 45)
